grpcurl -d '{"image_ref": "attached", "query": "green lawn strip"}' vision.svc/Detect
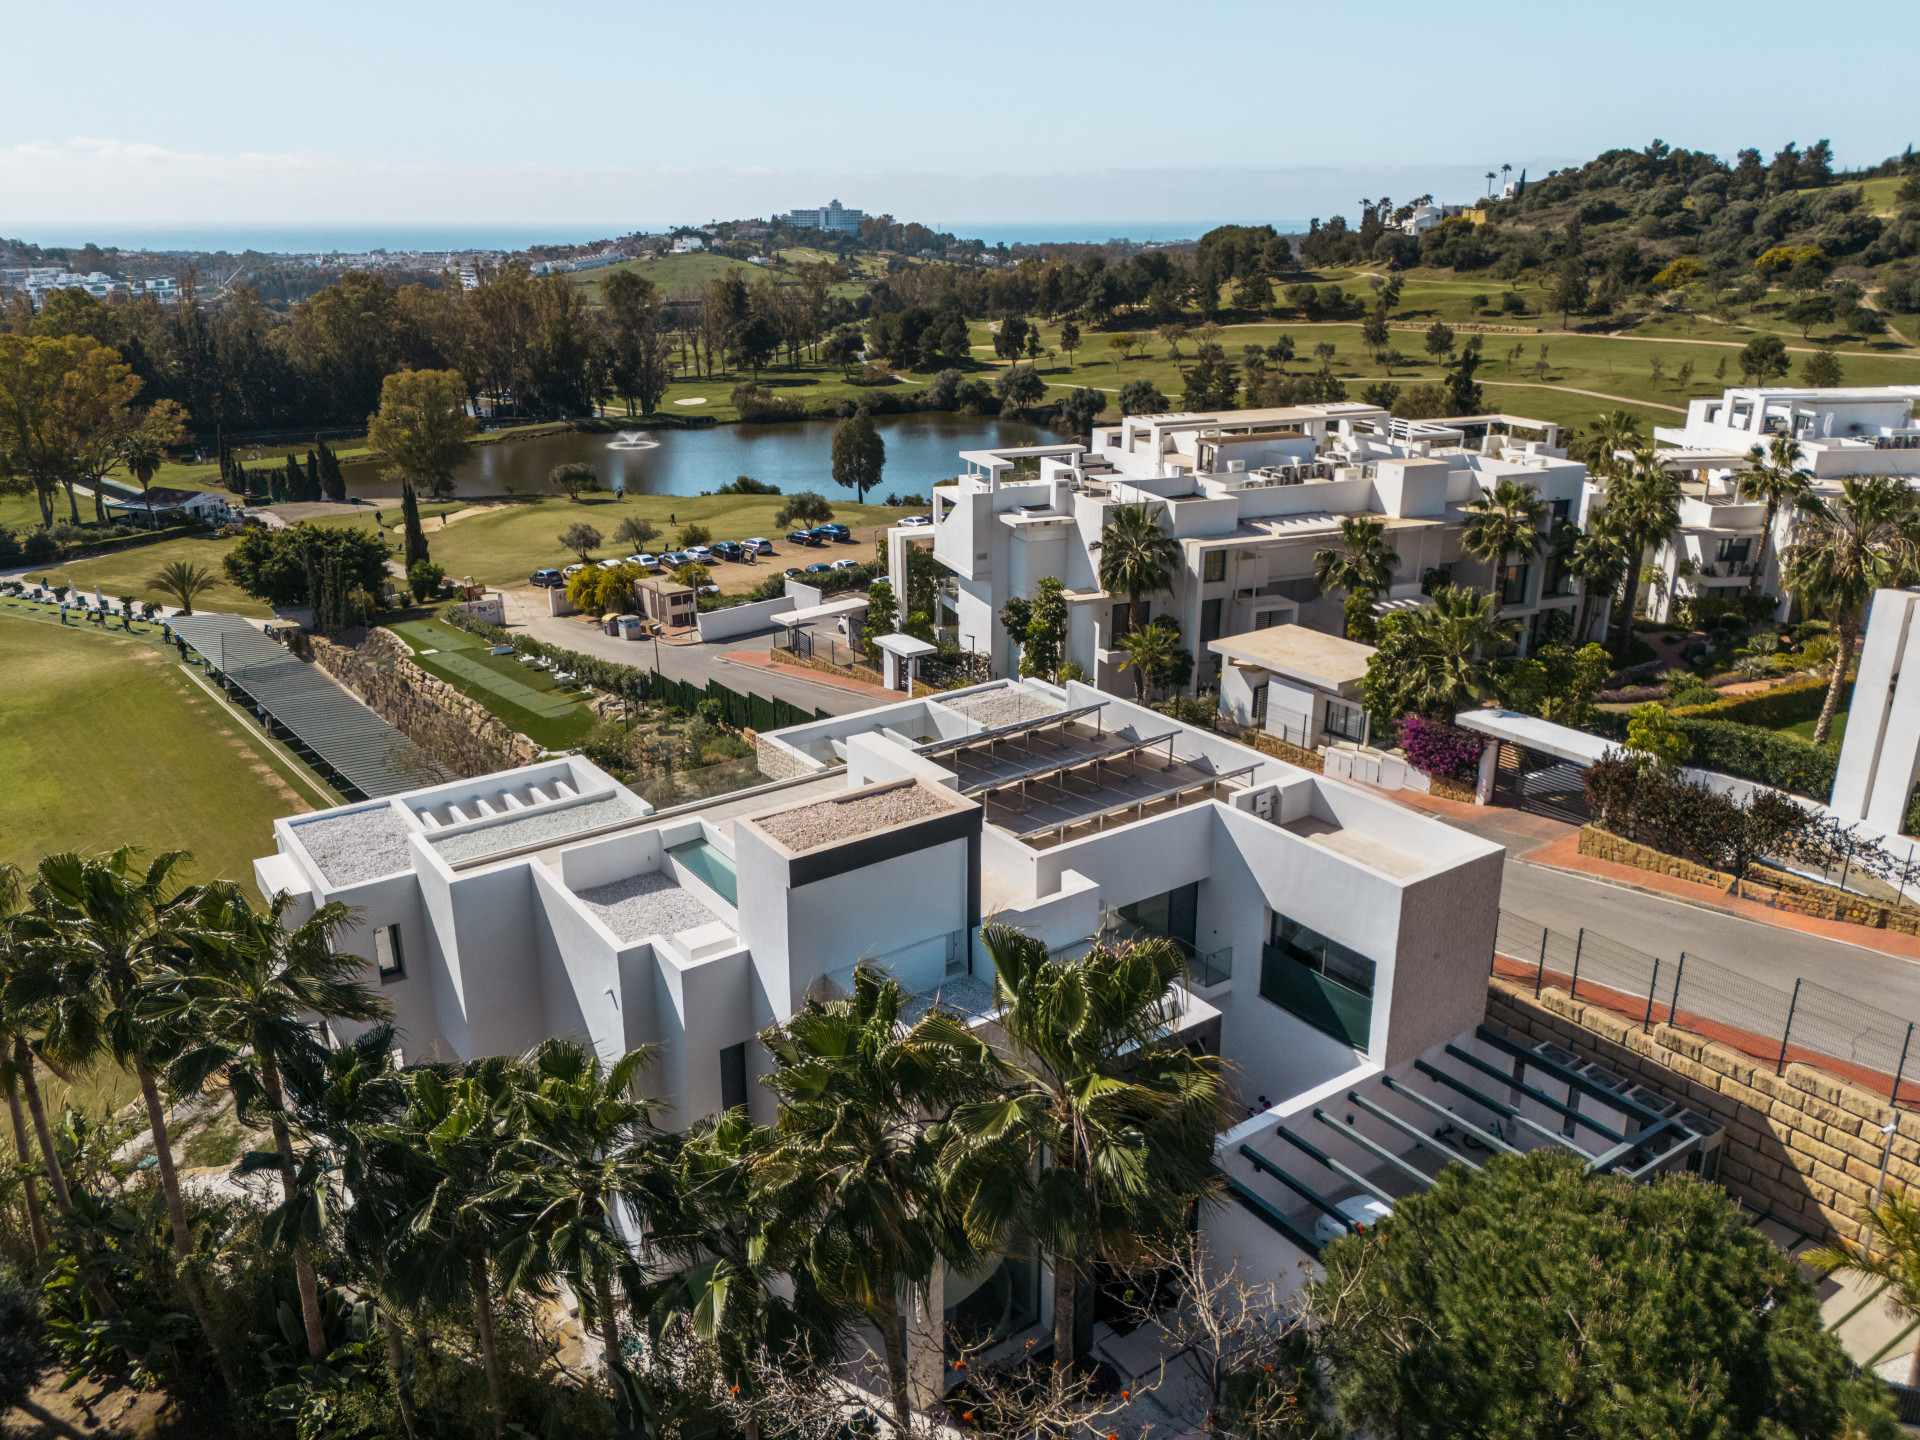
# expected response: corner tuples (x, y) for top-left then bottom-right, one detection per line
(387, 619), (594, 746)
(1782, 712), (1849, 745)
(405, 650), (596, 747)
(416, 648), (580, 719)
(388, 617), (484, 652)
(0, 612), (314, 897)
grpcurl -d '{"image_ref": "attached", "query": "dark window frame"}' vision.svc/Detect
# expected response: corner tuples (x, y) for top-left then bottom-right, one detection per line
(374, 924), (405, 983)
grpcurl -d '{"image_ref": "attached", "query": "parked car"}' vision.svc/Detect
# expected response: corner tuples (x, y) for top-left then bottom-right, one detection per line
(596, 558), (622, 570)
(660, 550), (691, 568)
(626, 553), (659, 570)
(710, 541), (746, 563)
(898, 514), (933, 528)
(745, 537), (774, 555)
(783, 567), (805, 579)
(530, 568), (564, 587)
(786, 530), (821, 547)
(684, 545), (713, 562)
(562, 563), (586, 577)
(804, 562), (832, 575)
(811, 523), (850, 542)
(830, 557), (861, 570)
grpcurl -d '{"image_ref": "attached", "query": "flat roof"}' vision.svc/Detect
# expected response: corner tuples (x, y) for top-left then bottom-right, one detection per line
(770, 596), (869, 625)
(1452, 707), (1615, 767)
(874, 633), (936, 658)
(1207, 625), (1375, 690)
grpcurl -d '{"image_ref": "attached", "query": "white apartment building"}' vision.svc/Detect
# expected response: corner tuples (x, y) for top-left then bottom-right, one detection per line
(253, 675), (1723, 1386)
(899, 406), (1594, 722)
(779, 199), (865, 234)
(1644, 384), (1920, 622)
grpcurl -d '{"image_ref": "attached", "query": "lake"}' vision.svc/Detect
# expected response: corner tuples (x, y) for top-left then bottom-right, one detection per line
(362, 414), (1048, 501)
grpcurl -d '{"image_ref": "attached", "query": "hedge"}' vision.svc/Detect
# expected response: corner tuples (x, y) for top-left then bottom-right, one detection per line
(1587, 711), (1840, 801)
(436, 609), (828, 734)
(1670, 675), (1852, 730)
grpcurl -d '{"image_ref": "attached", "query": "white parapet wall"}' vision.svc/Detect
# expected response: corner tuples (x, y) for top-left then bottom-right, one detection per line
(1831, 588), (1920, 831)
(695, 594), (795, 643)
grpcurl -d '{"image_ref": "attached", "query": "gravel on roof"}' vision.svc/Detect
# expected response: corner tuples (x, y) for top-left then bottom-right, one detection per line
(293, 805), (416, 886)
(934, 685), (1064, 728)
(901, 973), (998, 1026)
(429, 792), (650, 864)
(575, 871), (720, 942)
(754, 784), (949, 852)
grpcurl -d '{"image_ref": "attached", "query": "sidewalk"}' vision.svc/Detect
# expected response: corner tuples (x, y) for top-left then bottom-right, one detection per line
(723, 649), (901, 699)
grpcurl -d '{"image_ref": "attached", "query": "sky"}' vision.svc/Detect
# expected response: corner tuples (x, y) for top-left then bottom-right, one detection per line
(2, 0), (1913, 245)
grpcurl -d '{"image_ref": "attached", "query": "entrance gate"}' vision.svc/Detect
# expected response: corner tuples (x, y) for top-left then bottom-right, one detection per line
(1494, 741), (1592, 825)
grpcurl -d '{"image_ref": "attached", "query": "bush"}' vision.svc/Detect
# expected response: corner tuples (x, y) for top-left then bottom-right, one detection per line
(1671, 676), (1852, 729)
(1397, 713), (1484, 780)
(406, 558), (445, 600)
(730, 384), (803, 422)
(21, 530), (56, 562)
(1588, 711), (1840, 799)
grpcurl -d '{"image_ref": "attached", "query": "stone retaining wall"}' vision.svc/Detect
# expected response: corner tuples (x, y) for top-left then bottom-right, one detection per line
(1243, 731), (1324, 773)
(755, 734), (817, 783)
(313, 630), (543, 776)
(1486, 977), (1915, 1244)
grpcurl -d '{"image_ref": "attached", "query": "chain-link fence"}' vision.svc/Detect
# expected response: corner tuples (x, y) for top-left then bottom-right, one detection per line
(1493, 909), (1920, 1108)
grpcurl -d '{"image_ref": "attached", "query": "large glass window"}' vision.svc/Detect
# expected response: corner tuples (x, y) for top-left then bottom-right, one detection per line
(1259, 913), (1375, 1049)
(1498, 563), (1532, 606)
(1203, 550), (1227, 584)
(1322, 699), (1366, 744)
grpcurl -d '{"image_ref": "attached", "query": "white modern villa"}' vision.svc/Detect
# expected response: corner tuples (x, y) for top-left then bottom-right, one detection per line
(1642, 384), (1920, 622)
(254, 675), (1722, 1392)
(892, 405), (1594, 715)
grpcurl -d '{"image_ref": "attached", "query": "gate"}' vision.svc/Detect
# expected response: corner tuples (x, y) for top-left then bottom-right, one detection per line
(1494, 741), (1591, 824)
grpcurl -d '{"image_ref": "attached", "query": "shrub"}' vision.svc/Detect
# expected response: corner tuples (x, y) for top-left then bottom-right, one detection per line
(20, 530), (56, 562)
(1588, 711), (1840, 799)
(730, 385), (803, 422)
(1671, 676), (1853, 729)
(406, 558), (445, 600)
(1397, 714), (1484, 780)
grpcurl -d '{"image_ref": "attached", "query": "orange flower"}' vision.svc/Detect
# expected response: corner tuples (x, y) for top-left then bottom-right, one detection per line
(731, 1385), (740, 1393)
(954, 1359), (967, 1369)
(1121, 1391), (1130, 1401)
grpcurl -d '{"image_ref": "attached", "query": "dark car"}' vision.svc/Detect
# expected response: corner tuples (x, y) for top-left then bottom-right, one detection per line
(786, 530), (821, 547)
(784, 567), (805, 579)
(710, 540), (746, 563)
(811, 523), (851, 542)
(530, 568), (564, 588)
(804, 562), (832, 575)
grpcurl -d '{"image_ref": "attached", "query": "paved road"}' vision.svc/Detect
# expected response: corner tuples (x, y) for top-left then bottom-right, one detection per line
(1449, 807), (1920, 1020)
(499, 587), (884, 717)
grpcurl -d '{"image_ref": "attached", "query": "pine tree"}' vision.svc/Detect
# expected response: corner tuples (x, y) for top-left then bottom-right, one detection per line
(400, 478), (429, 569)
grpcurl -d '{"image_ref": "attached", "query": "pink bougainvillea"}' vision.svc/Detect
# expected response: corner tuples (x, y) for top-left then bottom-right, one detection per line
(1397, 713), (1484, 781)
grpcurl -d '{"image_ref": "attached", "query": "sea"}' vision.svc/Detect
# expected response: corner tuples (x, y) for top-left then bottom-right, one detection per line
(10, 220), (1300, 256)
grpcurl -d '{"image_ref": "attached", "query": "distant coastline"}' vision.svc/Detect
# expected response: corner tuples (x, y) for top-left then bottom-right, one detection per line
(8, 219), (1302, 256)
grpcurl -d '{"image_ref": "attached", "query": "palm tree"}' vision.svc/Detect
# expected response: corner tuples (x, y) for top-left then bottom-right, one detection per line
(1096, 502), (1179, 635)
(1373, 585), (1518, 718)
(0, 865), (49, 1257)
(1781, 474), (1920, 744)
(1563, 508), (1631, 646)
(1734, 434), (1813, 597)
(1805, 1191), (1920, 1387)
(144, 883), (390, 1361)
(944, 928), (1226, 1387)
(1460, 479), (1548, 603)
(120, 430), (166, 526)
(490, 1040), (672, 1389)
(1312, 516), (1400, 641)
(758, 966), (995, 1431)
(15, 848), (239, 1393)
(150, 560), (215, 615)
(1603, 450), (1682, 660)
(1116, 619), (1178, 701)
(1585, 410), (1645, 486)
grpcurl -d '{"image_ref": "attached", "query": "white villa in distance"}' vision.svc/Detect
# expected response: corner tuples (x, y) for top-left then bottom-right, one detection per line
(892, 404), (1593, 720)
(255, 676), (1723, 1396)
(1641, 383), (1920, 623)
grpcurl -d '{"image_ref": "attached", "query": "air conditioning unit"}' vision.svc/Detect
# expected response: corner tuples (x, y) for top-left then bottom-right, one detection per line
(1253, 788), (1277, 820)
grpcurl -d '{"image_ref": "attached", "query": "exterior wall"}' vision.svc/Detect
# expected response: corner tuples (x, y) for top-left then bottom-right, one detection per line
(695, 594), (793, 642)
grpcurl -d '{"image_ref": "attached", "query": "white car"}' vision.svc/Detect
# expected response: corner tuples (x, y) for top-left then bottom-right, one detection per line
(562, 563), (586, 577)
(898, 514), (933, 528)
(1312, 1195), (1392, 1247)
(596, 558), (622, 570)
(830, 557), (861, 570)
(745, 537), (774, 555)
(627, 553), (660, 570)
(684, 545), (713, 562)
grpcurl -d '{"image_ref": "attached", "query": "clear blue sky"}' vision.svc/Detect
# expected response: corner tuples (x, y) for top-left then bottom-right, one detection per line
(2, 0), (1912, 234)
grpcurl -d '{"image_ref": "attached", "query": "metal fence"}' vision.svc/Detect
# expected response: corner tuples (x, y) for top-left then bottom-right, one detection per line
(1493, 908), (1920, 1108)
(782, 629), (867, 671)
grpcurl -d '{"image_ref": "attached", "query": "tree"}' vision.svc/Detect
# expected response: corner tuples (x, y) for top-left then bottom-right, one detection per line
(1564, 511), (1631, 645)
(1786, 293), (1836, 338)
(491, 1040), (671, 1389)
(944, 928), (1225, 1386)
(759, 966), (994, 1430)
(994, 363), (1046, 413)
(1105, 332), (1138, 368)
(1116, 620), (1179, 700)
(400, 478), (429, 569)
(614, 515), (661, 552)
(1735, 434), (1813, 596)
(735, 315), (780, 380)
(558, 521), (603, 563)
(223, 522), (391, 606)
(17, 849), (243, 1396)
(1362, 585), (1517, 720)
(365, 368), (473, 501)
(1097, 501), (1179, 634)
(673, 561), (711, 590)
(831, 408), (884, 504)
(1118, 378), (1170, 415)
(150, 560), (215, 614)
(147, 885), (389, 1361)
(1738, 333), (1790, 386)
(407, 558), (445, 601)
(551, 462), (600, 502)
(1361, 307), (1390, 360)
(1312, 516), (1400, 642)
(773, 491), (834, 529)
(1058, 320), (1081, 366)
(1057, 386), (1106, 437)
(1460, 479), (1548, 598)
(1020, 577), (1069, 681)
(1781, 473), (1920, 744)
(1422, 321), (1455, 362)
(1182, 343), (1239, 409)
(1548, 254), (1590, 327)
(1311, 1150), (1893, 1440)
(118, 399), (188, 524)
(1498, 641), (1615, 725)
(1624, 700), (1692, 770)
(1586, 409), (1645, 485)
(1801, 347), (1846, 388)
(1442, 336), (1485, 414)
(1237, 269), (1271, 314)
(1806, 1190), (1920, 1387)
(1604, 452), (1682, 660)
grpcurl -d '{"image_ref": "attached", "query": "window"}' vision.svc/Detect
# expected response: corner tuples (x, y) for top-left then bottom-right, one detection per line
(1322, 699), (1366, 744)
(1716, 537), (1752, 565)
(1111, 602), (1136, 640)
(1199, 597), (1223, 646)
(1498, 563), (1532, 606)
(374, 924), (404, 982)
(1202, 550), (1227, 584)
(945, 928), (968, 977)
(1254, 608), (1287, 630)
(1259, 913), (1375, 1049)
(1252, 682), (1269, 724)
(1547, 498), (1571, 530)
(719, 1043), (748, 1113)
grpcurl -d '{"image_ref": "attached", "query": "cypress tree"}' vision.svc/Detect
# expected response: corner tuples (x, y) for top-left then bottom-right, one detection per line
(305, 450), (322, 502)
(283, 454), (305, 502)
(317, 440), (346, 503)
(401, 478), (429, 568)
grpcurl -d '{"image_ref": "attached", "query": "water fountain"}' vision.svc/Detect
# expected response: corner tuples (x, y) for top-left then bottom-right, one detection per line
(607, 431), (661, 451)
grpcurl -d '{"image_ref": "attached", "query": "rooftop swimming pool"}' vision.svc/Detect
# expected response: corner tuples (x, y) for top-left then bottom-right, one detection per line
(667, 837), (738, 907)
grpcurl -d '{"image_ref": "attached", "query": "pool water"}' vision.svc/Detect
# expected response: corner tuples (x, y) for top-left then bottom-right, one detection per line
(667, 837), (738, 906)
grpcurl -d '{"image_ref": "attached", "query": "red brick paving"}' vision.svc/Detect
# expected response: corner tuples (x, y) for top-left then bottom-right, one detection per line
(722, 650), (900, 699)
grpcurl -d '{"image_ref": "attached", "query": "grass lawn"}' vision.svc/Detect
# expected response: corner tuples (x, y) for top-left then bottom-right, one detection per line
(23, 532), (275, 616)
(1783, 710), (1848, 745)
(387, 617), (597, 748)
(0, 609), (324, 890)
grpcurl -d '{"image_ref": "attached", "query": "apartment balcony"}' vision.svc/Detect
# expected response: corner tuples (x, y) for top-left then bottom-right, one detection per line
(1678, 494), (1766, 531)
